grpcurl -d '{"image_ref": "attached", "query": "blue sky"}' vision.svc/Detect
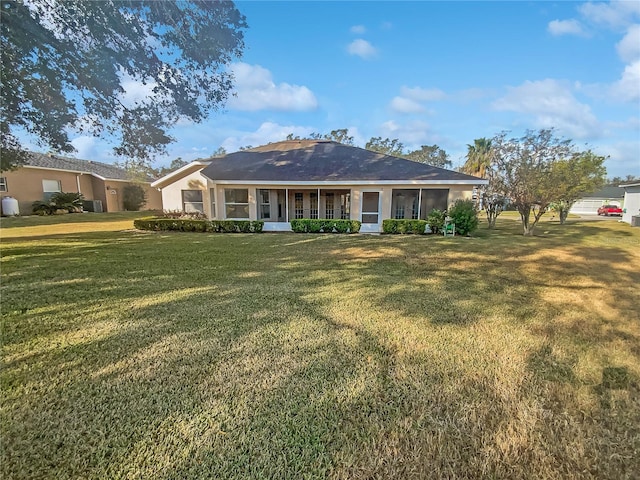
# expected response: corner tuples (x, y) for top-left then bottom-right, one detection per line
(67, 1), (640, 177)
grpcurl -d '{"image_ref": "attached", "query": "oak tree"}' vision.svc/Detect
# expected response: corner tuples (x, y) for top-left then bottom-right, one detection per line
(1, 0), (247, 170)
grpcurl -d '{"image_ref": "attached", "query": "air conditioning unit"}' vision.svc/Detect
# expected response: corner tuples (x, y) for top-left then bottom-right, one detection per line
(82, 200), (103, 213)
(631, 216), (640, 227)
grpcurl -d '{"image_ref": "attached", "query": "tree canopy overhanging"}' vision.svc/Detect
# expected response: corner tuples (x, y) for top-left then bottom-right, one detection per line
(0, 0), (247, 170)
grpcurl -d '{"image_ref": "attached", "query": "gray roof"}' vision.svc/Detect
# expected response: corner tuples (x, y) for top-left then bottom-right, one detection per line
(582, 186), (624, 199)
(25, 152), (146, 181)
(200, 140), (484, 183)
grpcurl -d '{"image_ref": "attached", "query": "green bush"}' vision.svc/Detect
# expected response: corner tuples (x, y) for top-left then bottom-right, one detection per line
(133, 217), (263, 233)
(290, 219), (360, 234)
(426, 209), (446, 234)
(32, 192), (84, 215)
(447, 199), (479, 236)
(122, 184), (147, 211)
(382, 219), (427, 234)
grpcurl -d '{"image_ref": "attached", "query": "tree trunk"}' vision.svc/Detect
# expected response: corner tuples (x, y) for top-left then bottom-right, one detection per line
(519, 205), (532, 235)
(559, 208), (569, 225)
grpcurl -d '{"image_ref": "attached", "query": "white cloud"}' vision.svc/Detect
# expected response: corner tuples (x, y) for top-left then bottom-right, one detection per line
(400, 86), (447, 102)
(616, 24), (640, 62)
(347, 39), (377, 59)
(611, 60), (640, 102)
(227, 63), (318, 111)
(389, 96), (426, 114)
(379, 120), (435, 145)
(350, 25), (366, 34)
(492, 79), (600, 139)
(548, 19), (587, 36)
(578, 0), (640, 29)
(220, 122), (315, 152)
(70, 136), (99, 159)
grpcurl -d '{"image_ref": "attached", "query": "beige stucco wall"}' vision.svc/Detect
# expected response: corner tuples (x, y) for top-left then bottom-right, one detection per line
(160, 170), (211, 216)
(1, 166), (161, 215)
(1, 167), (97, 214)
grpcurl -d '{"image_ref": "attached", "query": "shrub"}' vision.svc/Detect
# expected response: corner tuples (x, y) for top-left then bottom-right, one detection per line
(123, 184), (147, 211)
(426, 209), (446, 234)
(447, 199), (479, 236)
(133, 217), (264, 233)
(32, 192), (84, 215)
(382, 219), (427, 234)
(290, 219), (360, 233)
(162, 210), (207, 220)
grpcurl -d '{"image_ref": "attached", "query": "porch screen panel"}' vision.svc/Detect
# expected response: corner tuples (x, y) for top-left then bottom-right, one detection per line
(361, 192), (380, 224)
(225, 188), (249, 219)
(420, 189), (449, 219)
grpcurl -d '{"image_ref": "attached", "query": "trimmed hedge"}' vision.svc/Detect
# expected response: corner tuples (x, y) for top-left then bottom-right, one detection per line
(382, 219), (428, 234)
(134, 217), (264, 233)
(290, 218), (361, 234)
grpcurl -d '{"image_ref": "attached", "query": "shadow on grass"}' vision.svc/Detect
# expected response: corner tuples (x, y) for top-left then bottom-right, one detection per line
(2, 220), (639, 479)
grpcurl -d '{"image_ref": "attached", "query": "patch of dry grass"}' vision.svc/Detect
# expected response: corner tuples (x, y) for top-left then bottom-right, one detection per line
(1, 215), (639, 479)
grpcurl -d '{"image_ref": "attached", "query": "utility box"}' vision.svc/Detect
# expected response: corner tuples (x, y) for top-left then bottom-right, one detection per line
(82, 200), (103, 213)
(631, 216), (640, 227)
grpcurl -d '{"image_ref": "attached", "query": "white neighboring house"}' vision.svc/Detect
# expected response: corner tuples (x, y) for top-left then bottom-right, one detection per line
(151, 140), (487, 233)
(569, 186), (624, 215)
(619, 182), (640, 225)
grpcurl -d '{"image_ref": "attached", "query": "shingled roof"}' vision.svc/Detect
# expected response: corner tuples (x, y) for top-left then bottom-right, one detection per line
(24, 152), (148, 181)
(200, 140), (484, 183)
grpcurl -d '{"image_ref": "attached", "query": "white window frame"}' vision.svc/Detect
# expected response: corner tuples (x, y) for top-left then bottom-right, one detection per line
(42, 179), (62, 201)
(0, 177), (7, 192)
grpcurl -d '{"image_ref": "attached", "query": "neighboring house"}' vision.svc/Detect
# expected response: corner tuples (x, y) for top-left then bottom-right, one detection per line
(0, 152), (162, 215)
(152, 140), (487, 233)
(620, 182), (640, 225)
(569, 186), (625, 215)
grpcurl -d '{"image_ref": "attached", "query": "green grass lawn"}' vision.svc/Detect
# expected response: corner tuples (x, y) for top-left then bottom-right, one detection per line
(1, 213), (639, 479)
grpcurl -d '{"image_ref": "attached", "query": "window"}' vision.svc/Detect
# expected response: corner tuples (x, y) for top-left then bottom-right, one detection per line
(0, 177), (6, 192)
(310, 192), (318, 219)
(392, 189), (420, 220)
(294, 192), (304, 219)
(210, 188), (216, 218)
(42, 179), (62, 201)
(182, 190), (204, 213)
(258, 189), (271, 220)
(225, 188), (249, 218)
(325, 193), (334, 219)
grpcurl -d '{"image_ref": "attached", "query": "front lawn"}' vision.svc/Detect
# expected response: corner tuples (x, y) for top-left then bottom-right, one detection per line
(1, 215), (639, 479)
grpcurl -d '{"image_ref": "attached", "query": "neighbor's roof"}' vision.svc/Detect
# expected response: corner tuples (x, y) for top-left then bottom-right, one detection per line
(24, 152), (150, 182)
(200, 140), (486, 184)
(581, 185), (625, 199)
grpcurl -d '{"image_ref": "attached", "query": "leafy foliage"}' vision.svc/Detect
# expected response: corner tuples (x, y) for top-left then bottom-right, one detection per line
(365, 137), (405, 156)
(549, 151), (606, 224)
(405, 144), (452, 168)
(461, 138), (492, 178)
(1, 0), (247, 170)
(382, 219), (428, 234)
(32, 191), (84, 215)
(426, 209), (446, 234)
(122, 185), (147, 211)
(447, 199), (479, 236)
(490, 129), (577, 236)
(290, 219), (361, 234)
(133, 217), (264, 233)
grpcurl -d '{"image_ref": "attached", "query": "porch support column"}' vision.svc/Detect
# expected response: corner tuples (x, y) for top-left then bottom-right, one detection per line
(317, 188), (320, 218)
(285, 188), (289, 222)
(417, 188), (422, 220)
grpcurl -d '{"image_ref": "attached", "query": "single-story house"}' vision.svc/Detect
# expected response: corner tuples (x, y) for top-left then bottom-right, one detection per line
(569, 186), (625, 215)
(152, 140), (487, 233)
(0, 152), (162, 215)
(620, 182), (640, 225)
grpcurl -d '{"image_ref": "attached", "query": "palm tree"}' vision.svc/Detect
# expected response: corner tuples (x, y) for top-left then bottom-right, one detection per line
(462, 137), (492, 178)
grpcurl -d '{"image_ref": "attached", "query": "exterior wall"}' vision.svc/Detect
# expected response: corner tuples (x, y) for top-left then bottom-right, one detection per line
(1, 167), (96, 214)
(621, 187), (640, 224)
(0, 166), (160, 215)
(570, 196), (623, 215)
(202, 182), (477, 232)
(161, 170), (211, 216)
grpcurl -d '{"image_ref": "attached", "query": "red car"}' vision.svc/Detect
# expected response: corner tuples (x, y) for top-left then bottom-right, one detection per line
(597, 204), (622, 216)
